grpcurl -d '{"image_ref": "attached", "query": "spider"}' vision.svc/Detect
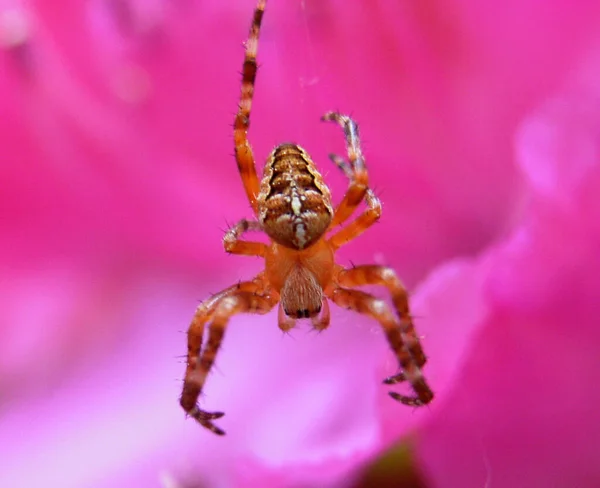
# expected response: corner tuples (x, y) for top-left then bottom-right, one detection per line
(179, 0), (433, 435)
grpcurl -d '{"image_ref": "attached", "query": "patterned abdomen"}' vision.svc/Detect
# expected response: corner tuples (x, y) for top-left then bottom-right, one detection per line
(258, 144), (333, 249)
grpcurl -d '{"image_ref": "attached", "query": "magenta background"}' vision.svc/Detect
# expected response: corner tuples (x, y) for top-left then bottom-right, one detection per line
(2, 1), (600, 487)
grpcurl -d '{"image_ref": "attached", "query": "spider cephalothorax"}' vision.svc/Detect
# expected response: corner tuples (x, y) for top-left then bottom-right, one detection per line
(179, 0), (433, 436)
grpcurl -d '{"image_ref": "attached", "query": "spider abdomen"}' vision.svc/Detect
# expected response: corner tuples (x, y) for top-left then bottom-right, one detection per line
(258, 144), (333, 249)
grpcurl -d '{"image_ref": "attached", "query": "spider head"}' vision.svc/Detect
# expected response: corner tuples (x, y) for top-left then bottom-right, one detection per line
(280, 265), (323, 319)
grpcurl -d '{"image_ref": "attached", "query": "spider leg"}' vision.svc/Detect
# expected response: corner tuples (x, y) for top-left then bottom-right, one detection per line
(223, 219), (267, 257)
(322, 112), (368, 227)
(327, 187), (381, 250)
(326, 286), (433, 406)
(180, 276), (276, 435)
(336, 265), (427, 383)
(233, 0), (266, 215)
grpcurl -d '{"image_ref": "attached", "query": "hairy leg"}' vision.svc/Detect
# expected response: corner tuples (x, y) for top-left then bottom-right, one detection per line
(223, 219), (267, 257)
(322, 112), (368, 227)
(327, 182), (381, 250)
(327, 286), (433, 406)
(233, 0), (266, 214)
(336, 265), (427, 383)
(180, 277), (275, 435)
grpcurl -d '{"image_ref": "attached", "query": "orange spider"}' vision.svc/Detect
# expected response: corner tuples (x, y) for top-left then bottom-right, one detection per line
(179, 0), (433, 435)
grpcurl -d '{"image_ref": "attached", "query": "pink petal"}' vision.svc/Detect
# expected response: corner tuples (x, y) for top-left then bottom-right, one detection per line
(417, 47), (600, 488)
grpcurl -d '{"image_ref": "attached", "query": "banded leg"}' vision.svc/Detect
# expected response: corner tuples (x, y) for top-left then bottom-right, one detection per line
(336, 265), (427, 383)
(233, 0), (266, 215)
(328, 182), (381, 250)
(180, 278), (271, 435)
(322, 112), (368, 227)
(223, 219), (267, 257)
(327, 286), (433, 406)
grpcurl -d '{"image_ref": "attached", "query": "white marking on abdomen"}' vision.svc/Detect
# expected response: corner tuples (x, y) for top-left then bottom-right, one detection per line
(291, 195), (302, 216)
(295, 222), (307, 248)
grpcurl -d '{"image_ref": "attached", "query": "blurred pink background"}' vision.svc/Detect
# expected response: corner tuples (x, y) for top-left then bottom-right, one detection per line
(2, 0), (600, 487)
